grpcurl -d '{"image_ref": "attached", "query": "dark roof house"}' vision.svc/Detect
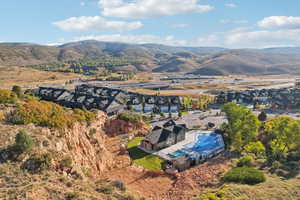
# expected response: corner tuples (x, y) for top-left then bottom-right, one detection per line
(141, 120), (187, 151)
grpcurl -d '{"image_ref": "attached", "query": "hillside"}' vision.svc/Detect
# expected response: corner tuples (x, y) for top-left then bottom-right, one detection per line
(1, 41), (300, 75)
(192, 50), (300, 75)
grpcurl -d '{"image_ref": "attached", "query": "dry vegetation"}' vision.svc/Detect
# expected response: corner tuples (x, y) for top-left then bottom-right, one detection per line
(199, 173), (300, 200)
(128, 88), (211, 98)
(236, 81), (290, 89)
(171, 83), (230, 90)
(0, 66), (84, 89)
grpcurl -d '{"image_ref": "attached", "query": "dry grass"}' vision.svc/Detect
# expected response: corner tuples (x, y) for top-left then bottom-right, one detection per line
(0, 161), (139, 200)
(171, 83), (230, 90)
(236, 81), (290, 89)
(128, 88), (209, 98)
(0, 66), (84, 89)
(223, 173), (300, 200)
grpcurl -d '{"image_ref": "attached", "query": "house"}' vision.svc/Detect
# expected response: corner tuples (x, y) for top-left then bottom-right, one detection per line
(141, 120), (187, 151)
(144, 96), (156, 113)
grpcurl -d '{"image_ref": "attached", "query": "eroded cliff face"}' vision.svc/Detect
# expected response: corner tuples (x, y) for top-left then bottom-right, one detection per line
(0, 111), (113, 179)
(61, 111), (113, 177)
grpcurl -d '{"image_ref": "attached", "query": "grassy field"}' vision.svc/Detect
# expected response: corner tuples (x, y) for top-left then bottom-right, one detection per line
(128, 88), (209, 98)
(0, 66), (84, 89)
(126, 137), (164, 171)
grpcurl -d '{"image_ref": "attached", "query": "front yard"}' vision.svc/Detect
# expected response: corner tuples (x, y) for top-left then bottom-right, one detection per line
(126, 137), (164, 171)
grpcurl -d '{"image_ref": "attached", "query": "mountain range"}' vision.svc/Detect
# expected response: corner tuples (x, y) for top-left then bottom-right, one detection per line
(1, 40), (300, 75)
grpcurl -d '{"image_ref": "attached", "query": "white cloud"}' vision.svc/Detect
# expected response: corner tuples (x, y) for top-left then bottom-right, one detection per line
(196, 34), (219, 46)
(80, 2), (86, 6)
(53, 16), (143, 32)
(220, 19), (248, 24)
(258, 16), (300, 29)
(98, 0), (214, 18)
(193, 25), (300, 48)
(224, 29), (300, 48)
(225, 3), (237, 8)
(73, 34), (188, 46)
(170, 24), (191, 28)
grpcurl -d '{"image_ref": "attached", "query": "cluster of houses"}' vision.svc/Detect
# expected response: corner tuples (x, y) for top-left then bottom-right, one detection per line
(217, 88), (300, 109)
(36, 84), (181, 115)
(37, 86), (126, 115)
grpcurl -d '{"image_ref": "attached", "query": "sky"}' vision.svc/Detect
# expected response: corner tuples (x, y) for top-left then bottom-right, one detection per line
(1, 0), (300, 48)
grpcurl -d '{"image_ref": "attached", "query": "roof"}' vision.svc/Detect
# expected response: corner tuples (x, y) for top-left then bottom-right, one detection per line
(146, 128), (173, 144)
(163, 120), (176, 127)
(146, 121), (186, 144)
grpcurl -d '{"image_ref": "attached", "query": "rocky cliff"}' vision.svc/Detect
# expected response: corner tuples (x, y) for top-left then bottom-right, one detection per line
(0, 110), (113, 179)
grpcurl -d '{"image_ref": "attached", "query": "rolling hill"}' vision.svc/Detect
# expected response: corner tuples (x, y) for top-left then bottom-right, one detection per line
(1, 40), (300, 75)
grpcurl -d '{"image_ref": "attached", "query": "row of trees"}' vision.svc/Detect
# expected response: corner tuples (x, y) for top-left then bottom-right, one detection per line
(28, 56), (146, 75)
(182, 96), (215, 111)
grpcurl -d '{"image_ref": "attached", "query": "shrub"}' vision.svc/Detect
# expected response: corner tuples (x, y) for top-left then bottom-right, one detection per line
(223, 167), (266, 185)
(117, 112), (143, 123)
(14, 130), (34, 153)
(178, 112), (182, 118)
(111, 180), (126, 191)
(160, 112), (165, 117)
(89, 128), (97, 135)
(0, 111), (4, 122)
(0, 167), (5, 175)
(0, 89), (18, 104)
(287, 151), (300, 162)
(96, 185), (113, 194)
(270, 161), (282, 172)
(258, 111), (267, 122)
(72, 108), (96, 125)
(245, 141), (266, 158)
(65, 192), (79, 200)
(123, 195), (136, 200)
(12, 85), (22, 97)
(197, 193), (221, 200)
(237, 155), (254, 167)
(9, 100), (96, 129)
(60, 156), (73, 168)
(197, 186), (229, 200)
(23, 153), (52, 173)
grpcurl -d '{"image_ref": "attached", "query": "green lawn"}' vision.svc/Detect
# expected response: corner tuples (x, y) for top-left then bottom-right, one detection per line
(126, 137), (164, 171)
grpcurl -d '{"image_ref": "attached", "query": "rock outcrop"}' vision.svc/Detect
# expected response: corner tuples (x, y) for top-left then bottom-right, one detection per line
(104, 119), (150, 137)
(62, 111), (113, 177)
(0, 110), (113, 179)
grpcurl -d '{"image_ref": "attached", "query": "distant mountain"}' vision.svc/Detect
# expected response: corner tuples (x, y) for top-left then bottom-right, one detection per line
(1, 40), (300, 75)
(190, 49), (300, 75)
(258, 47), (300, 55)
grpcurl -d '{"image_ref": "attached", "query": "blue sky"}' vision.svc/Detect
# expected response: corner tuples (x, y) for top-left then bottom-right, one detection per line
(1, 0), (300, 48)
